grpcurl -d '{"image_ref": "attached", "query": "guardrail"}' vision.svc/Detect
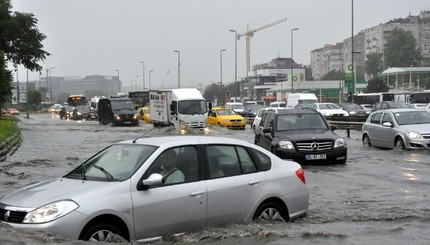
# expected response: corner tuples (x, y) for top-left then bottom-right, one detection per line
(328, 121), (364, 138)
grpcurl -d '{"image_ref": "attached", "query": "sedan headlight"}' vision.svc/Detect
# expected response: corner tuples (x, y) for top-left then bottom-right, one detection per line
(24, 200), (79, 224)
(114, 114), (120, 120)
(323, 112), (332, 117)
(279, 140), (294, 150)
(407, 131), (423, 139)
(334, 138), (346, 148)
(223, 119), (229, 123)
(349, 111), (356, 115)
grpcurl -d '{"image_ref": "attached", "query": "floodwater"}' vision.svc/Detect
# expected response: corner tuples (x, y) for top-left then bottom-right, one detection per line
(0, 113), (429, 245)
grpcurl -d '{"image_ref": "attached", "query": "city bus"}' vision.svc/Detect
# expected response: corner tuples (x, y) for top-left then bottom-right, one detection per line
(409, 91), (430, 104)
(353, 92), (405, 105)
(67, 95), (88, 107)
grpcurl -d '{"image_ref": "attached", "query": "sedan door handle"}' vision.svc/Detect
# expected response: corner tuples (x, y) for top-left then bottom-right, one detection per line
(190, 191), (205, 197)
(248, 180), (260, 185)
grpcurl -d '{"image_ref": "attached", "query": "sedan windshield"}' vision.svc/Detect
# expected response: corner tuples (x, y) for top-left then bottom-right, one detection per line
(65, 144), (157, 181)
(394, 111), (430, 125)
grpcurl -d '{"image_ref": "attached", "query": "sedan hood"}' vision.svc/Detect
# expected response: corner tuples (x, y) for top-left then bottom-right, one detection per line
(1, 178), (118, 208)
(276, 129), (338, 141)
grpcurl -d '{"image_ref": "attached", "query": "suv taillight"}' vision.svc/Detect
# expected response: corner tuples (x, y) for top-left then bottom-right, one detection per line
(295, 168), (306, 184)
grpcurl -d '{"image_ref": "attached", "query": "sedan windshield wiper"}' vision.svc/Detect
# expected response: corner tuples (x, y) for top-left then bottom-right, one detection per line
(93, 165), (114, 181)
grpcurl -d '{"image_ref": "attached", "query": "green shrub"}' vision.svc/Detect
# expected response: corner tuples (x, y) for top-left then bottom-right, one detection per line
(0, 116), (19, 142)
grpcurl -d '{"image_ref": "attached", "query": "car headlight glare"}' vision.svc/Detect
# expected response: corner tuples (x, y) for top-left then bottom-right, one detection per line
(334, 138), (346, 148)
(279, 141), (294, 150)
(23, 200), (79, 224)
(407, 131), (423, 139)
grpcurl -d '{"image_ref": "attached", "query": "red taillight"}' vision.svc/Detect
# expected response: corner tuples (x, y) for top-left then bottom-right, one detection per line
(295, 168), (306, 184)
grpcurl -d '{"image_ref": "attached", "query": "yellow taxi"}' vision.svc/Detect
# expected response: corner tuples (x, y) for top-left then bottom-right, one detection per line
(137, 107), (152, 123)
(208, 107), (246, 130)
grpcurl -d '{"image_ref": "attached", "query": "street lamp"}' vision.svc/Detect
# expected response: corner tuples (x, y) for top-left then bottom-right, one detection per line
(220, 48), (226, 103)
(49, 67), (55, 102)
(149, 70), (153, 90)
(290, 28), (298, 94)
(134, 76), (139, 91)
(220, 49), (226, 86)
(115, 69), (120, 92)
(174, 50), (181, 88)
(140, 61), (145, 91)
(229, 30), (238, 100)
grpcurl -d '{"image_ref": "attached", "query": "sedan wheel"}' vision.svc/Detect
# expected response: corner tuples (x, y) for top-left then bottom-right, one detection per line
(395, 137), (406, 150)
(254, 202), (287, 222)
(362, 135), (371, 147)
(81, 223), (127, 242)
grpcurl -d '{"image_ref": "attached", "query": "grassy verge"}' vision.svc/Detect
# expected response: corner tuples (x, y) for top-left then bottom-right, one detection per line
(0, 116), (19, 142)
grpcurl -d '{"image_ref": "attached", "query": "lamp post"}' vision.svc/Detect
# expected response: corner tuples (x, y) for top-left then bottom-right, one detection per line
(220, 48), (226, 103)
(140, 61), (145, 91)
(290, 28), (298, 94)
(149, 70), (153, 90)
(48, 67), (55, 102)
(134, 76), (139, 91)
(174, 50), (181, 88)
(229, 30), (238, 100)
(115, 69), (120, 92)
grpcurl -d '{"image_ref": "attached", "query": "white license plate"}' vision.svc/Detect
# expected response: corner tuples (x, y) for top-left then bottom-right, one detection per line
(305, 154), (327, 160)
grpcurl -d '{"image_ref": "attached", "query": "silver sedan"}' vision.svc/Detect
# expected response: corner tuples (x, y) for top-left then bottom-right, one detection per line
(362, 109), (430, 150)
(0, 136), (309, 242)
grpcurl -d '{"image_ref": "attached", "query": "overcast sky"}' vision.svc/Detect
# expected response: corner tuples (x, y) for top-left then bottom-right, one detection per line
(9, 0), (429, 89)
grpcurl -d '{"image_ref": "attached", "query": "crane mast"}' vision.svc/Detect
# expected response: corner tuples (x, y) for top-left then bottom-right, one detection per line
(237, 17), (288, 76)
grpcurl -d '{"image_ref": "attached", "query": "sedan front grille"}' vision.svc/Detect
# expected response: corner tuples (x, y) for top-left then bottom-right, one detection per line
(0, 208), (27, 223)
(296, 141), (333, 153)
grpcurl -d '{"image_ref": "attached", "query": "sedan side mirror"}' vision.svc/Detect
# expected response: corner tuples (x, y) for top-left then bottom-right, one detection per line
(382, 122), (393, 128)
(138, 173), (164, 190)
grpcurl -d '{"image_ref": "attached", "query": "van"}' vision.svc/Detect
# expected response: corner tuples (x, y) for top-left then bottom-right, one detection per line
(269, 101), (286, 107)
(225, 102), (244, 114)
(286, 93), (318, 109)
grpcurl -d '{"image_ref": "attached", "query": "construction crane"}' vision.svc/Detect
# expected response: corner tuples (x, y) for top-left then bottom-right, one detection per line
(237, 17), (288, 75)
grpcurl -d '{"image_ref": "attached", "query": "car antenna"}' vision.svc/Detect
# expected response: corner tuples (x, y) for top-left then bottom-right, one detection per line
(132, 134), (150, 143)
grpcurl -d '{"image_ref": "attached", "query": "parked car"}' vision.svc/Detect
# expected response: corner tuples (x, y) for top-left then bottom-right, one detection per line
(208, 107), (246, 130)
(1, 108), (7, 115)
(359, 104), (374, 112)
(425, 103), (430, 113)
(252, 107), (288, 134)
(337, 103), (370, 121)
(241, 104), (264, 124)
(137, 106), (152, 123)
(269, 101), (286, 108)
(408, 103), (427, 109)
(6, 108), (20, 115)
(371, 101), (410, 112)
(311, 103), (349, 118)
(0, 136), (309, 242)
(254, 109), (347, 164)
(362, 109), (430, 150)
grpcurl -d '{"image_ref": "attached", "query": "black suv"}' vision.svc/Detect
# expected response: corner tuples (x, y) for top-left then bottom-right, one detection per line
(254, 109), (347, 164)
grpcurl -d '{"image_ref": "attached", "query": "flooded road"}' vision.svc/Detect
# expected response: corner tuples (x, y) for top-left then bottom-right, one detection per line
(1, 113), (429, 244)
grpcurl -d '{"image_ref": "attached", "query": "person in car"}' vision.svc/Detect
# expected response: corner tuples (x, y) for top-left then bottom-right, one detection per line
(160, 150), (185, 184)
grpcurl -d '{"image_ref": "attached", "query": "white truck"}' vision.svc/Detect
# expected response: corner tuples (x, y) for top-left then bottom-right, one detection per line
(149, 88), (208, 132)
(286, 93), (319, 109)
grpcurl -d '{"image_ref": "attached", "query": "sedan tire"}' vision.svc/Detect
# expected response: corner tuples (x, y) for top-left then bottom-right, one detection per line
(81, 223), (127, 242)
(253, 201), (288, 222)
(362, 135), (371, 148)
(395, 137), (406, 150)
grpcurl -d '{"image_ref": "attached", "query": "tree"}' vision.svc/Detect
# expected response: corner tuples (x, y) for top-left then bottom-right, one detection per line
(321, 69), (344, 81)
(384, 28), (422, 68)
(0, 50), (12, 119)
(364, 76), (389, 93)
(0, 0), (49, 115)
(203, 82), (224, 104)
(365, 53), (384, 77)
